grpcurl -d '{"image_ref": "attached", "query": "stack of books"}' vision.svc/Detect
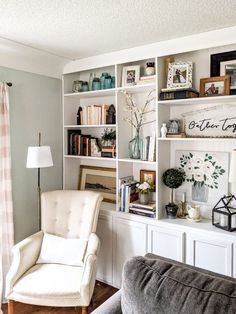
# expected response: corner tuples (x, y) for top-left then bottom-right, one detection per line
(137, 75), (155, 85)
(79, 104), (112, 125)
(118, 176), (139, 212)
(129, 201), (156, 218)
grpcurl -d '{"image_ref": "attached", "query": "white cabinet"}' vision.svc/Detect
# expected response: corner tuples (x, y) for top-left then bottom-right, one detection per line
(113, 217), (147, 288)
(96, 214), (113, 285)
(186, 232), (233, 276)
(148, 225), (185, 262)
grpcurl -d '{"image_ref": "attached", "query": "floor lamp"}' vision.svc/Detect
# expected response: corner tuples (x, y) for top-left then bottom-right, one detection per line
(26, 132), (53, 230)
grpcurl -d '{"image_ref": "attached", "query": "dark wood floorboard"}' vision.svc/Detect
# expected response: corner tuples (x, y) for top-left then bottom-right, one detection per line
(2, 281), (118, 314)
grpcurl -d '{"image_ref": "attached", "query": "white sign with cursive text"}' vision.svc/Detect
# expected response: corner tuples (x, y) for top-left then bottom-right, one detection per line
(182, 104), (236, 137)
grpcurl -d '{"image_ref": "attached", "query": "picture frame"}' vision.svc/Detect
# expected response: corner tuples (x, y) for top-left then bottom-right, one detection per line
(140, 169), (156, 192)
(210, 50), (236, 94)
(79, 165), (116, 203)
(167, 61), (193, 89)
(199, 75), (230, 97)
(122, 65), (140, 86)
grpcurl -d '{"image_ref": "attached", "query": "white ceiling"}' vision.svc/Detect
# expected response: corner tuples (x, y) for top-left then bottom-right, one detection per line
(1, 0), (236, 61)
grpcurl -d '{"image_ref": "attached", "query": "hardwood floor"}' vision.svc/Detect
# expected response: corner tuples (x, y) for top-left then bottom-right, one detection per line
(2, 281), (118, 314)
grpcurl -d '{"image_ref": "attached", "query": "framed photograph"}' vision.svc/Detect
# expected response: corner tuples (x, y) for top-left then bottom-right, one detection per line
(167, 61), (193, 89)
(211, 50), (236, 94)
(140, 169), (156, 191)
(199, 75), (230, 97)
(122, 65), (140, 86)
(79, 165), (116, 203)
(167, 119), (180, 134)
(175, 150), (229, 206)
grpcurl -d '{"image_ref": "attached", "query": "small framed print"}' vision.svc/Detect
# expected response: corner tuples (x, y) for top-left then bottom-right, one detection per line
(199, 75), (230, 97)
(167, 61), (193, 89)
(140, 169), (156, 192)
(211, 50), (236, 94)
(79, 165), (116, 203)
(122, 65), (140, 86)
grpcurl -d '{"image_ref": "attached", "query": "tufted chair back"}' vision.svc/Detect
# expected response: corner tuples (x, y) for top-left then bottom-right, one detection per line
(41, 190), (103, 239)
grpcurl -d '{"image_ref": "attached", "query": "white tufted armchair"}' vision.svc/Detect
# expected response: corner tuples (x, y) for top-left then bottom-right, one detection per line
(5, 190), (103, 314)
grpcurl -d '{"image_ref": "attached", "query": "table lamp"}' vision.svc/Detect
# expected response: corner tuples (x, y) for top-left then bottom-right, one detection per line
(26, 132), (53, 230)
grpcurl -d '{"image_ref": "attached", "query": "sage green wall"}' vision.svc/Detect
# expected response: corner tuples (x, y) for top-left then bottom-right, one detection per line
(0, 66), (62, 243)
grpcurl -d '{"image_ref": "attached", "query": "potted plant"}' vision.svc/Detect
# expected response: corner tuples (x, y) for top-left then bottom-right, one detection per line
(136, 181), (152, 205)
(162, 168), (185, 218)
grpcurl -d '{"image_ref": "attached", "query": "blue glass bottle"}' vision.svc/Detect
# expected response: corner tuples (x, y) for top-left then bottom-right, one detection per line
(104, 75), (112, 89)
(92, 78), (101, 90)
(100, 72), (109, 89)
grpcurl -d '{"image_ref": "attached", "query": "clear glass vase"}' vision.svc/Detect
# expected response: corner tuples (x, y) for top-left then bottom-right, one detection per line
(129, 130), (142, 159)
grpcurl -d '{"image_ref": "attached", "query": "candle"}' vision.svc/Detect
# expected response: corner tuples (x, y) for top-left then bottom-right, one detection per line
(182, 192), (186, 203)
(220, 214), (227, 227)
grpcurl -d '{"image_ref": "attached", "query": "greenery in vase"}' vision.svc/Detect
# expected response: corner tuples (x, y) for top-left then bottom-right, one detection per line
(101, 128), (116, 145)
(136, 182), (152, 194)
(122, 90), (156, 133)
(179, 152), (225, 189)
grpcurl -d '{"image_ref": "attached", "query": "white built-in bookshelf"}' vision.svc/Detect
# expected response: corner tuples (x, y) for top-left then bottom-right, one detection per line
(63, 43), (236, 220)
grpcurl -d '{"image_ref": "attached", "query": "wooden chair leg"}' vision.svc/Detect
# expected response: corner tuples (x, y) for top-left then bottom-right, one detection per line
(8, 300), (14, 314)
(81, 306), (88, 314)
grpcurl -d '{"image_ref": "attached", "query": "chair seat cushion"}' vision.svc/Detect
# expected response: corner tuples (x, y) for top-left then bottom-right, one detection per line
(13, 263), (83, 298)
(37, 232), (88, 266)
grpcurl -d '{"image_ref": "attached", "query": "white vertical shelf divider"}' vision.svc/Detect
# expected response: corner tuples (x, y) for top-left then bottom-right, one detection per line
(115, 64), (119, 211)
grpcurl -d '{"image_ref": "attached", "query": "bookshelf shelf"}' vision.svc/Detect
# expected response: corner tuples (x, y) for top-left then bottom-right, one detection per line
(158, 137), (236, 141)
(118, 158), (156, 165)
(117, 82), (156, 93)
(64, 155), (117, 161)
(158, 95), (236, 106)
(64, 124), (116, 128)
(64, 88), (116, 99)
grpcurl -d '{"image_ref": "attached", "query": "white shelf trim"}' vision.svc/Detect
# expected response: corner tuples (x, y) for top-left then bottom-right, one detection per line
(64, 155), (116, 161)
(64, 88), (116, 98)
(64, 124), (116, 128)
(118, 158), (156, 164)
(158, 137), (236, 141)
(158, 95), (236, 106)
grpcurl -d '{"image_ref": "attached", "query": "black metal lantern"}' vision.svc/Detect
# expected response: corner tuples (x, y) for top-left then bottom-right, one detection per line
(212, 194), (236, 232)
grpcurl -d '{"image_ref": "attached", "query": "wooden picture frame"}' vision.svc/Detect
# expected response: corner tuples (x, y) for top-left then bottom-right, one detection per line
(199, 75), (230, 97)
(122, 65), (140, 86)
(79, 165), (116, 203)
(140, 169), (156, 192)
(211, 50), (236, 95)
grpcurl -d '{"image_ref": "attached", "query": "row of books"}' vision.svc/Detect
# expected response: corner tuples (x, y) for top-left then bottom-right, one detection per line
(118, 175), (156, 218)
(118, 176), (139, 212)
(140, 132), (156, 162)
(78, 104), (112, 125)
(68, 130), (101, 157)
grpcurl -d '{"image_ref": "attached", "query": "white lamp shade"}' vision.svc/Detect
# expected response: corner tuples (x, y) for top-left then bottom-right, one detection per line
(229, 150), (236, 183)
(26, 146), (53, 168)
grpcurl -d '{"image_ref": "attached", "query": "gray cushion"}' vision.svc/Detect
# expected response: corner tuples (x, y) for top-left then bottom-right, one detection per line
(121, 254), (236, 314)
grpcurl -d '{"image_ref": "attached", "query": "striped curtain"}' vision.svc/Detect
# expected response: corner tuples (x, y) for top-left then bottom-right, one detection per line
(0, 83), (14, 310)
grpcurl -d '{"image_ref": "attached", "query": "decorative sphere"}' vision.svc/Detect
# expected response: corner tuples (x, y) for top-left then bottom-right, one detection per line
(162, 168), (185, 189)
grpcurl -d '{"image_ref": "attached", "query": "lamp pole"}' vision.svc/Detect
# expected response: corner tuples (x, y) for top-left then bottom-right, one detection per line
(38, 132), (41, 230)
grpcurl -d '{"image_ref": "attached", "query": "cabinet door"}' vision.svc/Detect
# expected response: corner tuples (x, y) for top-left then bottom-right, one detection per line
(186, 233), (233, 276)
(96, 214), (113, 285)
(148, 225), (185, 262)
(113, 217), (147, 288)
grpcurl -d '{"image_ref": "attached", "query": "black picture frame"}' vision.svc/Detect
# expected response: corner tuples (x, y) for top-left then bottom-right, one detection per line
(210, 50), (236, 95)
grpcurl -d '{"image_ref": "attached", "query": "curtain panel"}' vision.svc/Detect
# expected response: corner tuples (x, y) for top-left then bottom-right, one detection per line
(0, 82), (14, 310)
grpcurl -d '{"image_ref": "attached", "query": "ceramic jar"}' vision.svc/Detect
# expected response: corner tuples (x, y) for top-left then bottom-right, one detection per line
(146, 62), (155, 76)
(81, 81), (89, 92)
(104, 75), (112, 89)
(139, 192), (149, 205)
(92, 78), (101, 90)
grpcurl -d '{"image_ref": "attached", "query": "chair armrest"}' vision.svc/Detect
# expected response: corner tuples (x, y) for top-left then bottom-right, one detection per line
(80, 233), (100, 304)
(91, 290), (122, 314)
(5, 231), (43, 298)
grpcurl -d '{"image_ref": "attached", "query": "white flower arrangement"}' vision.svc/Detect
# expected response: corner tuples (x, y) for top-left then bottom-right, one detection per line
(180, 152), (225, 189)
(122, 90), (155, 132)
(136, 182), (152, 194)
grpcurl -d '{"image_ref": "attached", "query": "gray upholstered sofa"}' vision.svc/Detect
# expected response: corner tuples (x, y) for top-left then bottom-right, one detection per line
(92, 253), (236, 314)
